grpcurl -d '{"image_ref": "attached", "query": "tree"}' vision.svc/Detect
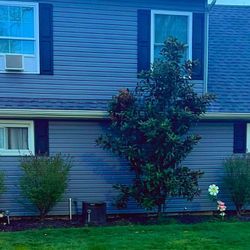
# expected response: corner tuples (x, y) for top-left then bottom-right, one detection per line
(97, 38), (214, 216)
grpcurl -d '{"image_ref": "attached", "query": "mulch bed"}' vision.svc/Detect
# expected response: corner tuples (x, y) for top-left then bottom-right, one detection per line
(0, 216), (83, 232)
(0, 215), (207, 232)
(238, 215), (250, 222)
(0, 213), (249, 232)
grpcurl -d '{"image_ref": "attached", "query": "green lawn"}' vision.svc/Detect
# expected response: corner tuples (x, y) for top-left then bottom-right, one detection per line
(0, 221), (249, 250)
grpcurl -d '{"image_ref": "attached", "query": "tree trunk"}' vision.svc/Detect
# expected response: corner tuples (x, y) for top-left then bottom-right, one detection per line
(236, 205), (242, 217)
(39, 210), (47, 221)
(236, 208), (242, 218)
(157, 204), (162, 220)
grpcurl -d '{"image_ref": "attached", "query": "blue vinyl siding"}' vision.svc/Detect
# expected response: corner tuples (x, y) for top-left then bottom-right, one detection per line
(49, 121), (235, 214)
(0, 121), (233, 216)
(0, 0), (205, 102)
(0, 157), (35, 216)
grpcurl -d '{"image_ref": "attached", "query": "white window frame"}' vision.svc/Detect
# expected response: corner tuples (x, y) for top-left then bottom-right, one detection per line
(247, 124), (250, 153)
(150, 10), (193, 64)
(0, 1), (40, 74)
(0, 120), (34, 156)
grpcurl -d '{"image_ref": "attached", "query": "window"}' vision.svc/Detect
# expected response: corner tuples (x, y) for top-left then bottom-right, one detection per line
(0, 1), (39, 73)
(0, 120), (34, 156)
(151, 10), (192, 63)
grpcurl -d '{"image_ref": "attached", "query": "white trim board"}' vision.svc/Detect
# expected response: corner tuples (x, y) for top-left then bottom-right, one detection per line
(204, 112), (250, 120)
(0, 109), (250, 120)
(0, 109), (108, 119)
(247, 123), (250, 153)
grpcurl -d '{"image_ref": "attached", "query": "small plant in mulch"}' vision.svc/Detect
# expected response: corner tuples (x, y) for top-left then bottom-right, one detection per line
(0, 210), (10, 226)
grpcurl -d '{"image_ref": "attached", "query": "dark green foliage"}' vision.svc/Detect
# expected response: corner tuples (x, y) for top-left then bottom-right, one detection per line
(20, 154), (72, 219)
(224, 154), (250, 215)
(97, 38), (214, 214)
(0, 171), (5, 195)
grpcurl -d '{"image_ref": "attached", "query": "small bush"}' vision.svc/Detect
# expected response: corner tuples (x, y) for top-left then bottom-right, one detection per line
(224, 154), (250, 215)
(20, 154), (72, 219)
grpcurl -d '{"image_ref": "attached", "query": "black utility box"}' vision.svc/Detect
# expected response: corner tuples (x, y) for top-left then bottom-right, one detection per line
(82, 201), (106, 225)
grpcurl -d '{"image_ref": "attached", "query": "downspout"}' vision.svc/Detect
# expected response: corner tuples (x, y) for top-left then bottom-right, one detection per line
(204, 0), (217, 93)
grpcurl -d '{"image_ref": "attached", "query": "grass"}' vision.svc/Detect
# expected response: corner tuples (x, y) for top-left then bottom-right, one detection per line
(0, 221), (249, 250)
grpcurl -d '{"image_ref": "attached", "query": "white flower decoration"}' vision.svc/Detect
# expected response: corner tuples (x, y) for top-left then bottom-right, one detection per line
(208, 184), (219, 196)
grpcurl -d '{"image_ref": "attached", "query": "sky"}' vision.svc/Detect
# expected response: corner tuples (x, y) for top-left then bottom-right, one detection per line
(208, 0), (250, 5)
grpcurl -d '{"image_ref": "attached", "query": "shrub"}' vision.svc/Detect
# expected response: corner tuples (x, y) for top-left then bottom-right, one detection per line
(224, 154), (250, 216)
(20, 154), (72, 219)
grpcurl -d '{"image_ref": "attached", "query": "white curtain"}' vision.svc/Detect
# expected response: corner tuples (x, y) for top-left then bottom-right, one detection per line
(7, 127), (28, 150)
(155, 14), (188, 44)
(154, 14), (188, 60)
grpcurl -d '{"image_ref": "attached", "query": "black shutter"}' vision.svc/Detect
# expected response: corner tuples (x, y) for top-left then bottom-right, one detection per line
(34, 120), (49, 155)
(39, 3), (53, 75)
(233, 122), (247, 154)
(137, 9), (151, 73)
(192, 13), (205, 80)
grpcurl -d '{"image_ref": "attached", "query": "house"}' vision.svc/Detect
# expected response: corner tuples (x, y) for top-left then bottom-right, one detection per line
(0, 0), (248, 216)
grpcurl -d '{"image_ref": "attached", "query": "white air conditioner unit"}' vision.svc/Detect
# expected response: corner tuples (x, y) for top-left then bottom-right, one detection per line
(5, 54), (24, 71)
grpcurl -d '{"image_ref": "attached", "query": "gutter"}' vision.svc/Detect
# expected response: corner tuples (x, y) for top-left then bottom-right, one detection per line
(0, 109), (250, 121)
(204, 0), (217, 94)
(203, 112), (250, 120)
(0, 109), (108, 119)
